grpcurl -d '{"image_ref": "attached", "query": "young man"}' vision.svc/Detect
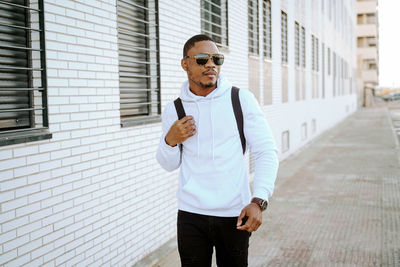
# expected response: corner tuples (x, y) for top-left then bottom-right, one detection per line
(156, 34), (279, 266)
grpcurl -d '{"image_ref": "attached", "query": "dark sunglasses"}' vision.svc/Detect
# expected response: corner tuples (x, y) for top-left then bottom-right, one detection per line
(184, 53), (224, 66)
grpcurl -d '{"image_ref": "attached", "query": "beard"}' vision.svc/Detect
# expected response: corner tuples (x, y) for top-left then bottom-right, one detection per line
(199, 81), (216, 88)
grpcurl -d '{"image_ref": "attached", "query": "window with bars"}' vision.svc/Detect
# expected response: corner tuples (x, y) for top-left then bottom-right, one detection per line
(201, 0), (228, 46)
(301, 26), (305, 68)
(248, 0), (259, 55)
(316, 37), (319, 72)
(117, 0), (160, 126)
(263, 0), (271, 59)
(311, 35), (315, 70)
(0, 0), (51, 146)
(281, 11), (288, 64)
(295, 22), (300, 67)
(328, 47), (331, 75)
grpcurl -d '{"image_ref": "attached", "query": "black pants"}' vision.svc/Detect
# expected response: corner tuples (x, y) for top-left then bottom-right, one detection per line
(177, 210), (250, 267)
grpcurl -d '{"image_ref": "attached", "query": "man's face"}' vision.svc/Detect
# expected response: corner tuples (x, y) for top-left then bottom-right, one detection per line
(181, 41), (222, 90)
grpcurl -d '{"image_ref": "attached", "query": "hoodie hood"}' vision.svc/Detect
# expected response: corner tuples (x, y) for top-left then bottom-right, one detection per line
(179, 74), (232, 101)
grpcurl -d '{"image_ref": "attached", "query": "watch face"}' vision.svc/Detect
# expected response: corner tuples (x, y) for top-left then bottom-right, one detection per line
(260, 200), (268, 210)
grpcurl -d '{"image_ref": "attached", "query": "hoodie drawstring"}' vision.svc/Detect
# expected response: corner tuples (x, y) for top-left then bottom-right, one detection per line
(210, 96), (215, 161)
(194, 100), (201, 159)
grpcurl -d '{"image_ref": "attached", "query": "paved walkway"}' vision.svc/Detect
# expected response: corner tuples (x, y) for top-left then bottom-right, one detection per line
(136, 103), (400, 267)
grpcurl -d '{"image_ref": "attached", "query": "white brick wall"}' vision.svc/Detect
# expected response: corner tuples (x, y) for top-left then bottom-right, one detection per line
(0, 0), (357, 265)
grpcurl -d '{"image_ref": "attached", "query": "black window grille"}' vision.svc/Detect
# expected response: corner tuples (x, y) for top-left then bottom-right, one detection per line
(0, 0), (49, 139)
(248, 0), (259, 55)
(263, 0), (271, 59)
(301, 26), (306, 68)
(201, 0), (228, 46)
(281, 11), (287, 64)
(295, 21), (300, 67)
(117, 0), (160, 126)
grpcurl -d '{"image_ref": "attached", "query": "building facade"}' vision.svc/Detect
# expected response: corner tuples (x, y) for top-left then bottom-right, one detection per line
(0, 0), (357, 265)
(356, 0), (379, 106)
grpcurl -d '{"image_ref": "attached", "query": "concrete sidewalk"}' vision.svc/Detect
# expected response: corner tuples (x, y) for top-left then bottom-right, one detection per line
(135, 104), (400, 267)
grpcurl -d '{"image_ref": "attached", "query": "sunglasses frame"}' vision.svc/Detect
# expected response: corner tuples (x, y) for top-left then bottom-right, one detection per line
(184, 53), (224, 66)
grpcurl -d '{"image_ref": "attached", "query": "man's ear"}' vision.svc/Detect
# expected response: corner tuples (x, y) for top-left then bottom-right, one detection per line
(181, 59), (187, 71)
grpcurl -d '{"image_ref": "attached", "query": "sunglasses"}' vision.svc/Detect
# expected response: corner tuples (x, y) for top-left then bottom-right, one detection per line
(184, 53), (224, 66)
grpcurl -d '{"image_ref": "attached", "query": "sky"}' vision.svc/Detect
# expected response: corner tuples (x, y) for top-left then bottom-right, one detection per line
(378, 0), (400, 88)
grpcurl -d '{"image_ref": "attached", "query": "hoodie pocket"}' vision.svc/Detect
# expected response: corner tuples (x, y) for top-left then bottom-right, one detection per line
(180, 171), (243, 210)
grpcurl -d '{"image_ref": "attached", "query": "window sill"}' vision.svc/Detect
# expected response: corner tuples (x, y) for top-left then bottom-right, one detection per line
(121, 115), (161, 127)
(0, 129), (52, 147)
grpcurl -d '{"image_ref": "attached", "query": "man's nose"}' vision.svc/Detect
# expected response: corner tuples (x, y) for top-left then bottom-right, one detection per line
(204, 57), (216, 68)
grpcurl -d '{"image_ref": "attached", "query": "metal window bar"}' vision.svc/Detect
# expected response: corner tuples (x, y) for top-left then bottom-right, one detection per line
(0, 44), (43, 51)
(0, 107), (44, 113)
(0, 0), (48, 134)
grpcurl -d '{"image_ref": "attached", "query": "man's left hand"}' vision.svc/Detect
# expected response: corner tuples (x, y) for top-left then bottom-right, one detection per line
(236, 203), (262, 232)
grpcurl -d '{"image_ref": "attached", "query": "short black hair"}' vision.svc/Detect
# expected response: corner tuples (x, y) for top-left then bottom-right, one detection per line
(183, 34), (215, 57)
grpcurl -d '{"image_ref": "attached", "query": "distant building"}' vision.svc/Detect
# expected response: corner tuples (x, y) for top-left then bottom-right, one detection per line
(356, 0), (379, 106)
(0, 0), (357, 265)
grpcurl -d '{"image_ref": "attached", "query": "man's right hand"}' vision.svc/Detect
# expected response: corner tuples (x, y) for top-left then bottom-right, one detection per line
(165, 116), (196, 147)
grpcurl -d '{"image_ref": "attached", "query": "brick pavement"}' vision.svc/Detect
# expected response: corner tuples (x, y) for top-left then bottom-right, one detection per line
(135, 104), (400, 267)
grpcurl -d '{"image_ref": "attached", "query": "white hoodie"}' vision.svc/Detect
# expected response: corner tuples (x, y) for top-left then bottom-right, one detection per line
(156, 74), (279, 217)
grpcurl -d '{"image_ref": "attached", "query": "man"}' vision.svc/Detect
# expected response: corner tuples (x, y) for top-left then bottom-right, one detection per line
(156, 34), (279, 266)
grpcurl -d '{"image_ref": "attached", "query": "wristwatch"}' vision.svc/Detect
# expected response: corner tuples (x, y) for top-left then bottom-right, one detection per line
(251, 197), (268, 211)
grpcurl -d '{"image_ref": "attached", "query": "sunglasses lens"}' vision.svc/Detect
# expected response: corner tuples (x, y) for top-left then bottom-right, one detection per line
(192, 53), (224, 66)
(195, 53), (209, 65)
(213, 55), (224, 66)
(196, 58), (209, 65)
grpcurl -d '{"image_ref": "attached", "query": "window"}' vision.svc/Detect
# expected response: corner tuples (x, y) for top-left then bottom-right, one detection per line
(201, 0), (228, 46)
(282, 130), (289, 152)
(281, 11), (288, 64)
(263, 0), (271, 59)
(357, 14), (363, 24)
(301, 26), (306, 68)
(312, 119), (316, 134)
(117, 0), (160, 126)
(357, 37), (364, 47)
(301, 123), (307, 141)
(295, 22), (300, 67)
(328, 47), (331, 75)
(248, 0), (259, 55)
(311, 35), (315, 70)
(367, 37), (376, 47)
(366, 13), (376, 24)
(316, 37), (319, 72)
(0, 0), (51, 146)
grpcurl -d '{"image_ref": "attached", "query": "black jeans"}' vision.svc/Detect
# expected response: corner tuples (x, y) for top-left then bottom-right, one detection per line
(177, 210), (250, 267)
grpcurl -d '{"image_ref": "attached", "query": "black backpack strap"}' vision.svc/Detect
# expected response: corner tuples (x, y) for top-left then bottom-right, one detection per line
(173, 98), (186, 155)
(174, 98), (186, 120)
(231, 86), (246, 154)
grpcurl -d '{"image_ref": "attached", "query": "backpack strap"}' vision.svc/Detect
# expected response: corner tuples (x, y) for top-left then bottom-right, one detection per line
(231, 86), (246, 154)
(173, 89), (246, 155)
(174, 98), (186, 120)
(174, 98), (186, 155)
